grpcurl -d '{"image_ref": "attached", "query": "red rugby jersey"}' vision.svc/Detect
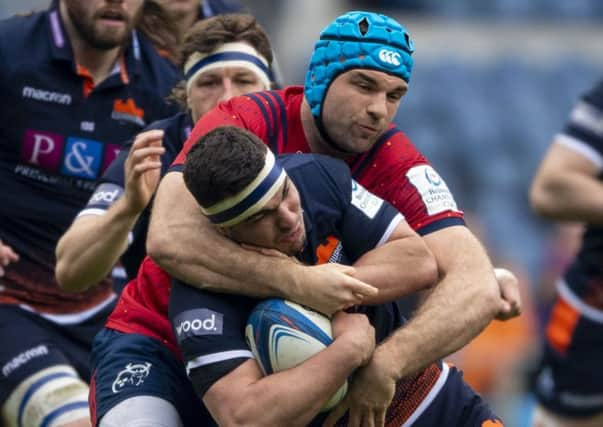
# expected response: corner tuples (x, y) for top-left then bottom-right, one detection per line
(173, 86), (464, 233)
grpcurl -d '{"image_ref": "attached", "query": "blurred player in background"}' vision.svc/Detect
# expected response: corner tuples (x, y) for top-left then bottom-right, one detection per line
(56, 13), (275, 290)
(155, 0), (244, 42)
(530, 79), (603, 426)
(57, 15), (275, 426)
(0, 0), (180, 425)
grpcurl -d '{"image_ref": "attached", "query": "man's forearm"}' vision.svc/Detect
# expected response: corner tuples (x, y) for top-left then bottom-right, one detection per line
(373, 226), (500, 380)
(531, 141), (603, 224)
(205, 334), (365, 427)
(532, 172), (603, 224)
(147, 172), (305, 297)
(55, 196), (139, 291)
(352, 233), (437, 305)
(149, 173), (380, 315)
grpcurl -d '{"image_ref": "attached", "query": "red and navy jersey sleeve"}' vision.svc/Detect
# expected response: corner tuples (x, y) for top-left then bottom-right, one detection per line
(350, 126), (465, 235)
(171, 94), (274, 170)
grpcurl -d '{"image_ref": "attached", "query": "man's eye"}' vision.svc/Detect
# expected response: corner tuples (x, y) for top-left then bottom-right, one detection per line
(197, 80), (217, 87)
(246, 213), (267, 224)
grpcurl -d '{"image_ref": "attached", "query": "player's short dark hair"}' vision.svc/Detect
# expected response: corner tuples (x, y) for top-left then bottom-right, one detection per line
(183, 126), (267, 208)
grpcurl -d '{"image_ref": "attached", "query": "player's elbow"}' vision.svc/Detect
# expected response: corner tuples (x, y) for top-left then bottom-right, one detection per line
(529, 176), (560, 219)
(55, 247), (99, 293)
(416, 248), (438, 291)
(54, 259), (83, 293)
(145, 226), (173, 270)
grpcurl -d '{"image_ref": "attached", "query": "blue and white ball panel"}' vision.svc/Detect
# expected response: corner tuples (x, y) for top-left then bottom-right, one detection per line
(245, 299), (332, 375)
(245, 299), (347, 411)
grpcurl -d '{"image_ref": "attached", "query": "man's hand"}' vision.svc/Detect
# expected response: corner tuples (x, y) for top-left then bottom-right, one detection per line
(240, 245), (379, 315)
(298, 264), (379, 316)
(331, 311), (375, 367)
(0, 239), (19, 277)
(494, 267), (522, 321)
(323, 350), (396, 427)
(122, 129), (165, 214)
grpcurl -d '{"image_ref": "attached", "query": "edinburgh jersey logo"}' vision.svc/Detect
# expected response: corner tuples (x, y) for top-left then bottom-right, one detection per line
(316, 236), (348, 265)
(111, 98), (145, 127)
(17, 129), (120, 184)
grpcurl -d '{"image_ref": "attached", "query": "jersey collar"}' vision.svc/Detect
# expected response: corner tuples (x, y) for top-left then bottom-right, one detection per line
(46, 5), (142, 81)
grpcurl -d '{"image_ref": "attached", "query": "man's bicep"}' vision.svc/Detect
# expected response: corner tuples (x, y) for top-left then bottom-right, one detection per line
(383, 217), (421, 243)
(146, 171), (199, 258)
(422, 225), (489, 272)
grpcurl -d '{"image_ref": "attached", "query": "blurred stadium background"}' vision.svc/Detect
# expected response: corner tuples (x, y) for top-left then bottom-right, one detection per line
(2, 0), (602, 425)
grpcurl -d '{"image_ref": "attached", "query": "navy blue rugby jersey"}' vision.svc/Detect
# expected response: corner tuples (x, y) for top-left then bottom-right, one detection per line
(0, 6), (181, 315)
(201, 0), (246, 17)
(80, 112), (192, 280)
(555, 79), (603, 309)
(168, 153), (405, 400)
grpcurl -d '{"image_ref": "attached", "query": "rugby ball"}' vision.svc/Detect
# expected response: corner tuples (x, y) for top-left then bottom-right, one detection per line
(245, 298), (348, 411)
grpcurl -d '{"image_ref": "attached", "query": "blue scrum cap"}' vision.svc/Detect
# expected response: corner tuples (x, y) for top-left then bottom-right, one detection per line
(304, 11), (414, 118)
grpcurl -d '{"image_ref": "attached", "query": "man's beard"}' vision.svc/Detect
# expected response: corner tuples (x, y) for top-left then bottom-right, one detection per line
(69, 10), (134, 50)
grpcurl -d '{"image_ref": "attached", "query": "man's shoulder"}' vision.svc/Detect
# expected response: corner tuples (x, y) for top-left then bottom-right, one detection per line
(280, 153), (349, 178)
(129, 32), (182, 93)
(0, 9), (46, 55)
(375, 125), (419, 156)
(280, 154), (351, 207)
(232, 86), (303, 111)
(359, 125), (427, 172)
(203, 0), (246, 15)
(583, 78), (603, 110)
(144, 111), (187, 132)
(0, 8), (45, 33)
(145, 112), (189, 153)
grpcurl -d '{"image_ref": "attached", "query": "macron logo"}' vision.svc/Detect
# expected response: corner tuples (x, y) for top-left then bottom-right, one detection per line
(22, 86), (72, 105)
(2, 345), (49, 377)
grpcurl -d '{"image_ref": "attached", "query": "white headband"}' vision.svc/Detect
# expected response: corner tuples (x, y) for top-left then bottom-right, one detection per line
(200, 150), (286, 228)
(184, 42), (272, 93)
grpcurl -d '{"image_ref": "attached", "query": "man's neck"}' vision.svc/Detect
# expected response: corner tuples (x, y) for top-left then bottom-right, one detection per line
(59, 3), (123, 85)
(300, 99), (352, 160)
